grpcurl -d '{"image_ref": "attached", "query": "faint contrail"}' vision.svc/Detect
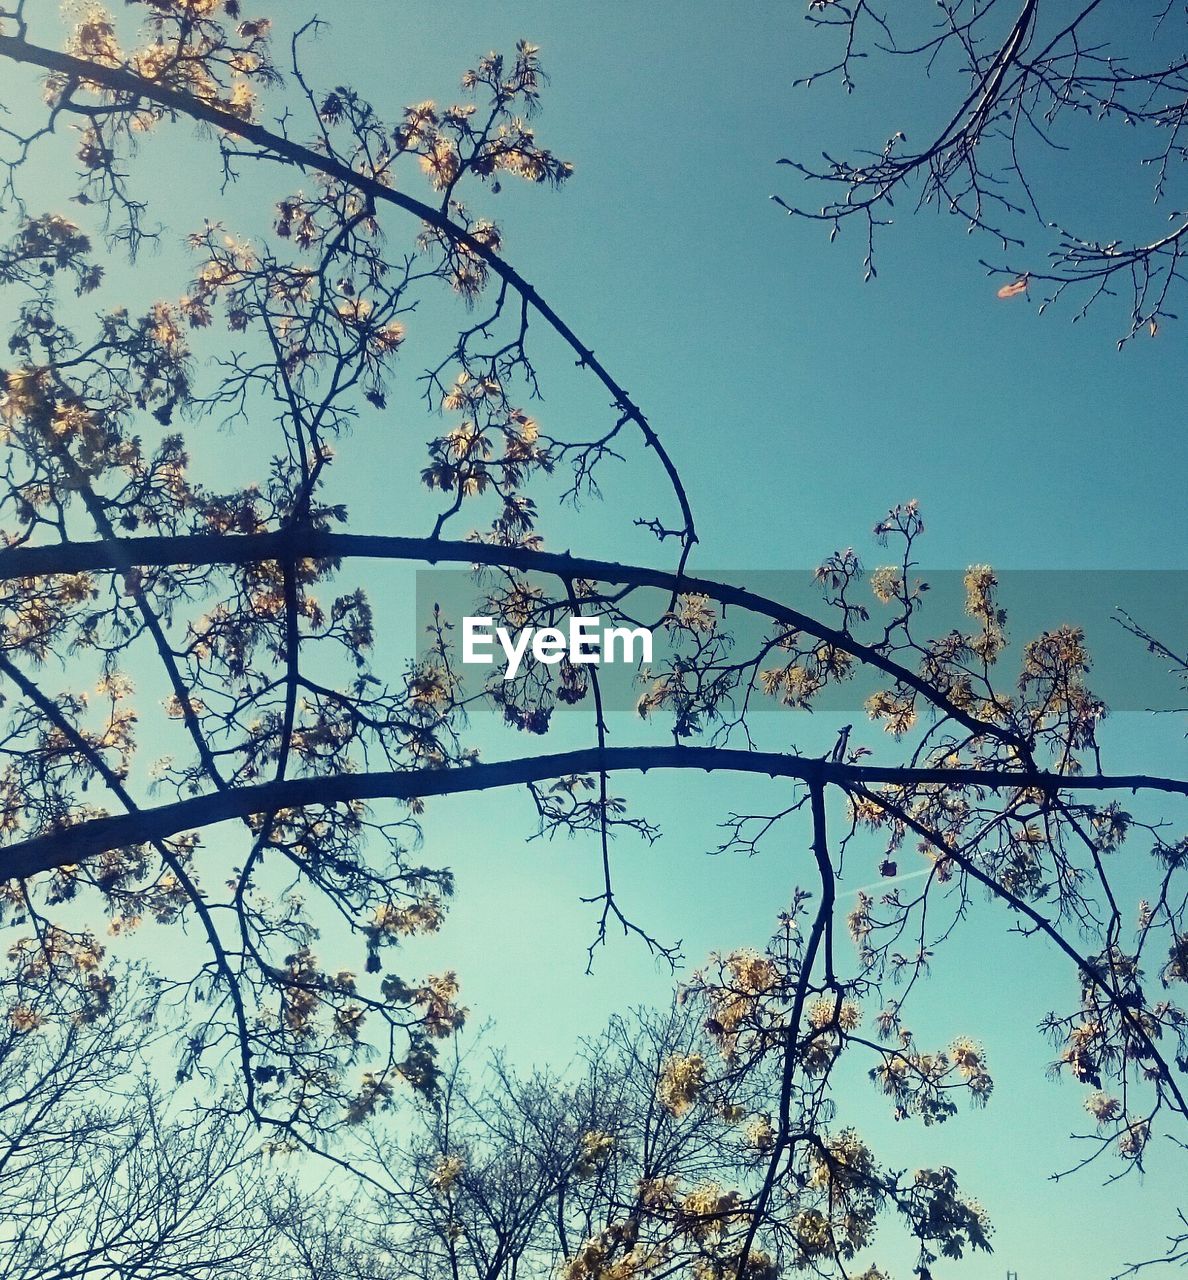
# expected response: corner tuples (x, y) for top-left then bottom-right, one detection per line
(841, 866), (934, 900)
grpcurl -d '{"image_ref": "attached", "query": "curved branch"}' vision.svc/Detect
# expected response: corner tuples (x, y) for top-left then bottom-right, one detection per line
(0, 528), (1025, 747)
(0, 34), (697, 554)
(848, 778), (1188, 1122)
(3, 745), (1184, 882)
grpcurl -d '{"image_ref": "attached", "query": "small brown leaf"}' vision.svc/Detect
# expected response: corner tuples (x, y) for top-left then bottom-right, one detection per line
(996, 276), (1029, 299)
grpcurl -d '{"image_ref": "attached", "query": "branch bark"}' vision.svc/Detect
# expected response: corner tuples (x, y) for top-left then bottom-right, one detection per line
(0, 33), (697, 555)
(0, 528), (1025, 747)
(4, 744), (1183, 883)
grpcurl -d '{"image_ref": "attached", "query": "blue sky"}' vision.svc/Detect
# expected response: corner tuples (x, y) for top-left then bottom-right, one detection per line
(327, 6), (1187, 1271)
(8, 3), (1188, 1276)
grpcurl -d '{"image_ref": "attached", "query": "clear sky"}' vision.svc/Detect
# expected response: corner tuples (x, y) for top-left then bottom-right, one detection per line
(314, 13), (1186, 1275)
(7, 3), (1188, 1277)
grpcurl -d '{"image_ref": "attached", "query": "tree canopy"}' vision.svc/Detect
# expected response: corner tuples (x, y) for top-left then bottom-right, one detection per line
(0, 3), (1184, 1278)
(786, 0), (1188, 344)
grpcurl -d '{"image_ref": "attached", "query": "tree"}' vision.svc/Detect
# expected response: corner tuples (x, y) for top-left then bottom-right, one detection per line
(0, 948), (406, 1279)
(784, 1), (1188, 343)
(342, 969), (993, 1280)
(1, 956), (264, 1279)
(0, 3), (1183, 1277)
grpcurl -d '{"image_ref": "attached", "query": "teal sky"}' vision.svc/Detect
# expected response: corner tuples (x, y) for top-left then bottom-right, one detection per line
(6, 3), (1188, 1277)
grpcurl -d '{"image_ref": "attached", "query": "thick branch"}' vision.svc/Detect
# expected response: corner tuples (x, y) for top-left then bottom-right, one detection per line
(3, 746), (1183, 883)
(0, 529), (1023, 746)
(0, 34), (696, 552)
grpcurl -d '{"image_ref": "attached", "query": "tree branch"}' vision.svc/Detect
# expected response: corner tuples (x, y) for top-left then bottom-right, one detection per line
(0, 33), (697, 556)
(0, 528), (1026, 747)
(3, 745), (1184, 883)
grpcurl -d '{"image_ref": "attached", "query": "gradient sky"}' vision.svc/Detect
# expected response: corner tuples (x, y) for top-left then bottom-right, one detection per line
(7, 3), (1188, 1277)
